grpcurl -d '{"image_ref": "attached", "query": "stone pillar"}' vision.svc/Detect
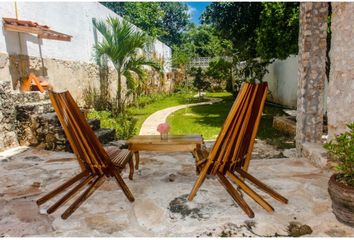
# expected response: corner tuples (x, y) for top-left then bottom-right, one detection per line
(296, 3), (328, 156)
(327, 3), (354, 138)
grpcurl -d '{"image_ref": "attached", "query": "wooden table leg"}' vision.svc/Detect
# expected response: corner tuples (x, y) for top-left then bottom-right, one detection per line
(134, 151), (140, 170)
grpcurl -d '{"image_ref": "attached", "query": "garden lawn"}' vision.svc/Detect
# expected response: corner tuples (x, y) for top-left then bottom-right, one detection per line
(167, 92), (295, 149)
(88, 92), (201, 139)
(167, 92), (234, 140)
(127, 92), (201, 131)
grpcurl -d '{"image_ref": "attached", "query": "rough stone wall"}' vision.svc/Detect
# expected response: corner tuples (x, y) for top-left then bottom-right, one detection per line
(296, 3), (328, 155)
(0, 81), (19, 151)
(0, 52), (117, 106)
(0, 52), (171, 106)
(327, 3), (354, 138)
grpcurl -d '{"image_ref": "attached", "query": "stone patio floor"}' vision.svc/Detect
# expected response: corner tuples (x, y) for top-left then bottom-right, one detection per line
(1, 140), (354, 237)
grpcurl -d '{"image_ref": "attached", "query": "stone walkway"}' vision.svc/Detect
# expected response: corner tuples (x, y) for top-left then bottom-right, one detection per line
(1, 141), (354, 237)
(139, 97), (222, 135)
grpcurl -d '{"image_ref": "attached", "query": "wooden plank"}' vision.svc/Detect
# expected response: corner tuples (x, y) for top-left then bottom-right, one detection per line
(61, 176), (105, 219)
(227, 84), (259, 172)
(226, 171), (274, 213)
(36, 171), (88, 206)
(134, 151), (140, 170)
(188, 160), (211, 201)
(211, 84), (253, 174)
(242, 83), (268, 172)
(217, 84), (257, 173)
(236, 168), (288, 204)
(128, 135), (203, 144)
(209, 83), (251, 174)
(217, 172), (255, 218)
(129, 143), (197, 152)
(47, 174), (95, 214)
(49, 93), (87, 172)
(111, 169), (135, 202)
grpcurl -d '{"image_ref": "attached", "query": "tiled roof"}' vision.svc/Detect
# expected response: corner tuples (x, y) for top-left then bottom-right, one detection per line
(2, 17), (72, 42)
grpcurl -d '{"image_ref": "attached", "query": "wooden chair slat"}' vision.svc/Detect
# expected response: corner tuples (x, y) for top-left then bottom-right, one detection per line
(37, 90), (135, 219)
(189, 82), (288, 218)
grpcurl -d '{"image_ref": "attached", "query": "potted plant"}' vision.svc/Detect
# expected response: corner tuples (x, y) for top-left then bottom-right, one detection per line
(324, 122), (354, 227)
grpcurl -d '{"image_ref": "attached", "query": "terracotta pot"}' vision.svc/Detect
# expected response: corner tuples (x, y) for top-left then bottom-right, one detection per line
(328, 174), (354, 227)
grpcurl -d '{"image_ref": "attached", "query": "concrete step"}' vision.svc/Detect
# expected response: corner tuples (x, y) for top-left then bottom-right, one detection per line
(36, 113), (102, 132)
(94, 128), (115, 144)
(12, 90), (49, 103)
(16, 101), (54, 122)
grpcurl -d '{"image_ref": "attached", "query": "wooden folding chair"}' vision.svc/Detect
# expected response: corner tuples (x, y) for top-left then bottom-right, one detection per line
(189, 82), (288, 218)
(36, 90), (135, 219)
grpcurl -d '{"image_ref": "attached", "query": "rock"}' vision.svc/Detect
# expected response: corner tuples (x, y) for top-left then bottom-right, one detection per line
(168, 174), (176, 182)
(94, 128), (116, 144)
(88, 118), (100, 131)
(273, 116), (296, 136)
(287, 222), (313, 237)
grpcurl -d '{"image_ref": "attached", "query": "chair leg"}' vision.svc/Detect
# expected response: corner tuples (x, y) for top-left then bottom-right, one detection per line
(227, 171), (274, 213)
(47, 174), (95, 214)
(188, 162), (209, 201)
(37, 171), (88, 206)
(236, 168), (288, 204)
(111, 169), (135, 202)
(134, 151), (140, 170)
(61, 175), (105, 219)
(217, 172), (255, 218)
(128, 157), (134, 180)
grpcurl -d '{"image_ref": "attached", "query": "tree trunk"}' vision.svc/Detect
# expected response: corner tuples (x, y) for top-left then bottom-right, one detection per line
(117, 70), (122, 114)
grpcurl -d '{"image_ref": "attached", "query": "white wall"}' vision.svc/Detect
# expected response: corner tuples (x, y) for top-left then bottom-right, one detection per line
(263, 55), (299, 108)
(0, 2), (171, 71)
(263, 55), (328, 111)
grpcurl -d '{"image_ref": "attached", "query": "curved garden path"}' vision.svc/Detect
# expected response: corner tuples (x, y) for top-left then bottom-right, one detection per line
(139, 97), (222, 135)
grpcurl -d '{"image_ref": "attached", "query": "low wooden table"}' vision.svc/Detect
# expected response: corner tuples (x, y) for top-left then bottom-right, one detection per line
(127, 135), (204, 170)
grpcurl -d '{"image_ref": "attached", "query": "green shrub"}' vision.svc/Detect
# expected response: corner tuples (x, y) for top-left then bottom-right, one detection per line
(88, 110), (137, 140)
(324, 122), (354, 187)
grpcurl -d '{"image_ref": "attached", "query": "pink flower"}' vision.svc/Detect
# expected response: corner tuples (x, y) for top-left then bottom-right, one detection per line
(157, 122), (170, 134)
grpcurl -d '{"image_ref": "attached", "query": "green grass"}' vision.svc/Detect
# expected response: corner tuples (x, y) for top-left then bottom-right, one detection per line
(167, 92), (295, 149)
(167, 92), (233, 140)
(88, 91), (203, 139)
(127, 92), (202, 131)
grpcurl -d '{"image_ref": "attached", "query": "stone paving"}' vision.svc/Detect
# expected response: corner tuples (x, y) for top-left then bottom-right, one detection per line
(1, 141), (354, 237)
(139, 97), (222, 135)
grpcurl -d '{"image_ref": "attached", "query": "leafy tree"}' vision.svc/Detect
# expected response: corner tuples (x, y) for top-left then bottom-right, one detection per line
(159, 2), (190, 46)
(101, 2), (190, 46)
(206, 58), (234, 93)
(256, 2), (299, 60)
(101, 2), (165, 38)
(190, 67), (210, 98)
(94, 17), (160, 114)
(202, 2), (263, 59)
(180, 24), (232, 58)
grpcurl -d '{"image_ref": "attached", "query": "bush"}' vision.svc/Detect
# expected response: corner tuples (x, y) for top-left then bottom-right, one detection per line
(324, 122), (354, 187)
(88, 110), (137, 140)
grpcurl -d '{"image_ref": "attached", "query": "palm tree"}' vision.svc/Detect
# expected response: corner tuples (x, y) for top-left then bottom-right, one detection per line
(94, 17), (161, 114)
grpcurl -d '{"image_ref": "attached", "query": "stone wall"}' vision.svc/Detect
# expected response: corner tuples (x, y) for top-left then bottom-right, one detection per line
(327, 3), (354, 138)
(0, 81), (19, 151)
(296, 3), (328, 158)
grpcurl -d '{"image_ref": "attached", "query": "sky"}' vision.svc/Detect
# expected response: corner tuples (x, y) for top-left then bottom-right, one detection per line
(186, 2), (211, 25)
